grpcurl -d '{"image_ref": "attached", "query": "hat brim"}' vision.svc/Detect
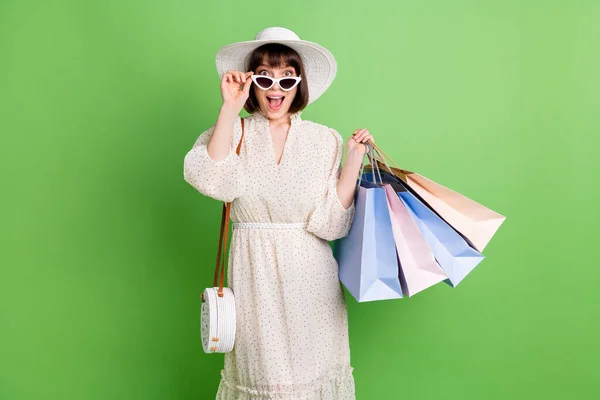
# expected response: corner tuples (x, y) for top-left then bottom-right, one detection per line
(216, 39), (337, 105)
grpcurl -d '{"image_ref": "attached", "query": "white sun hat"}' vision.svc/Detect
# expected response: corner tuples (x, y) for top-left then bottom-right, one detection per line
(215, 27), (337, 105)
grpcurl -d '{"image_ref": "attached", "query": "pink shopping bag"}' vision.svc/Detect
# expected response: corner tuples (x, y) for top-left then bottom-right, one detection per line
(384, 185), (448, 297)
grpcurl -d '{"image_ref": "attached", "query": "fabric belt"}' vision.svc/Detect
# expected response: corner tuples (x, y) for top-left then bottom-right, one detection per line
(233, 222), (308, 230)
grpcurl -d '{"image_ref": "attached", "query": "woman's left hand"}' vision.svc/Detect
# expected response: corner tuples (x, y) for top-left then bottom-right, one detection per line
(346, 128), (375, 157)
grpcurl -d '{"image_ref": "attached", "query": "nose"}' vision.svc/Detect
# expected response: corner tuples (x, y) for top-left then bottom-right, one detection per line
(267, 82), (283, 94)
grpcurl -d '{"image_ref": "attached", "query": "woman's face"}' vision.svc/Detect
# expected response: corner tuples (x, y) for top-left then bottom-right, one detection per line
(253, 61), (298, 120)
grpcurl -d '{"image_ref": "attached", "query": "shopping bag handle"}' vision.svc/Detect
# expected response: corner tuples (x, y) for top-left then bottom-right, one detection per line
(367, 139), (413, 180)
(357, 143), (384, 190)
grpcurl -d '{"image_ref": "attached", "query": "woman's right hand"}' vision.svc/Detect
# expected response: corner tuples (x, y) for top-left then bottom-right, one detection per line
(221, 70), (254, 112)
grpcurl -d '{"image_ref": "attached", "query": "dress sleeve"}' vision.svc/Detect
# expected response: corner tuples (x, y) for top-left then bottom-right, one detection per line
(183, 117), (246, 203)
(306, 127), (356, 241)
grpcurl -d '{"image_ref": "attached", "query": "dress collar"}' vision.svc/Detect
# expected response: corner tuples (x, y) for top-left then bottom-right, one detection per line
(252, 110), (303, 126)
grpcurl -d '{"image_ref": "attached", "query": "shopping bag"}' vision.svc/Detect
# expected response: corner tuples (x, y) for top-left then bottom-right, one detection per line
(365, 170), (484, 288)
(334, 169), (403, 303)
(372, 145), (505, 252)
(383, 184), (448, 297)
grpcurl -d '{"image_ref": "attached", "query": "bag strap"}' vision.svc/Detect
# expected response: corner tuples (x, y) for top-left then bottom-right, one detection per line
(368, 141), (411, 181)
(213, 117), (245, 298)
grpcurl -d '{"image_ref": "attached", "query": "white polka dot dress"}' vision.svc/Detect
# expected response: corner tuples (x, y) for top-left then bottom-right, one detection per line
(184, 110), (357, 399)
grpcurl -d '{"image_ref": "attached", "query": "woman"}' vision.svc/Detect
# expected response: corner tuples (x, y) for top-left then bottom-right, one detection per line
(184, 27), (374, 399)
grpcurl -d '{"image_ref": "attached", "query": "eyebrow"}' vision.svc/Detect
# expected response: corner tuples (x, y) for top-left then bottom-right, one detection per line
(257, 64), (295, 71)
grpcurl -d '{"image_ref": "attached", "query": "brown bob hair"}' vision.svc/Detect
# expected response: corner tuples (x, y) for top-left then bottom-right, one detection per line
(243, 43), (309, 114)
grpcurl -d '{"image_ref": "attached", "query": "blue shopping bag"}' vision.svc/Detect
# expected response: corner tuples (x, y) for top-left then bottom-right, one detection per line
(333, 177), (403, 302)
(365, 171), (484, 287)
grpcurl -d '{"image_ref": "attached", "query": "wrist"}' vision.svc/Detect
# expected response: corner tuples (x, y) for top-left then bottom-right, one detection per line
(345, 148), (365, 165)
(220, 103), (241, 117)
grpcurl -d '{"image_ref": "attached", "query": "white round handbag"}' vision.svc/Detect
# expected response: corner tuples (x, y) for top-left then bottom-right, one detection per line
(201, 286), (236, 353)
(200, 201), (237, 354)
(200, 118), (245, 354)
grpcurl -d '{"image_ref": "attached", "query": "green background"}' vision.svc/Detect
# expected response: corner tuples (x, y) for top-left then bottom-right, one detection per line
(1, 0), (598, 399)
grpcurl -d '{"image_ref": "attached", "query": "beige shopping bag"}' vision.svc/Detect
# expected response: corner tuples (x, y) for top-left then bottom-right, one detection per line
(372, 143), (506, 252)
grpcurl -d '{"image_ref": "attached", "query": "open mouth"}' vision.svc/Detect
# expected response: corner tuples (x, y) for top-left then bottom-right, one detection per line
(267, 96), (285, 110)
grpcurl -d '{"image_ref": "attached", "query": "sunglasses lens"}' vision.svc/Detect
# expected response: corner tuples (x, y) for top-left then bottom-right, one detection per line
(279, 78), (297, 90)
(255, 77), (273, 89)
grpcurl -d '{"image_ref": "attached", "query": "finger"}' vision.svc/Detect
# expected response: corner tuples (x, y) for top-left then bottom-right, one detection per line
(237, 72), (245, 83)
(360, 134), (374, 143)
(354, 130), (368, 142)
(352, 131), (363, 141)
(359, 131), (372, 142)
(242, 76), (253, 94)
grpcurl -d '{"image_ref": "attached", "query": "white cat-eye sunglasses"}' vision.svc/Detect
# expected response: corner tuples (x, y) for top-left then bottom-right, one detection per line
(250, 75), (302, 91)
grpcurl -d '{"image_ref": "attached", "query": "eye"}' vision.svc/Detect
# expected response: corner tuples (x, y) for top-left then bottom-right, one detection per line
(284, 71), (292, 77)
(259, 70), (269, 76)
